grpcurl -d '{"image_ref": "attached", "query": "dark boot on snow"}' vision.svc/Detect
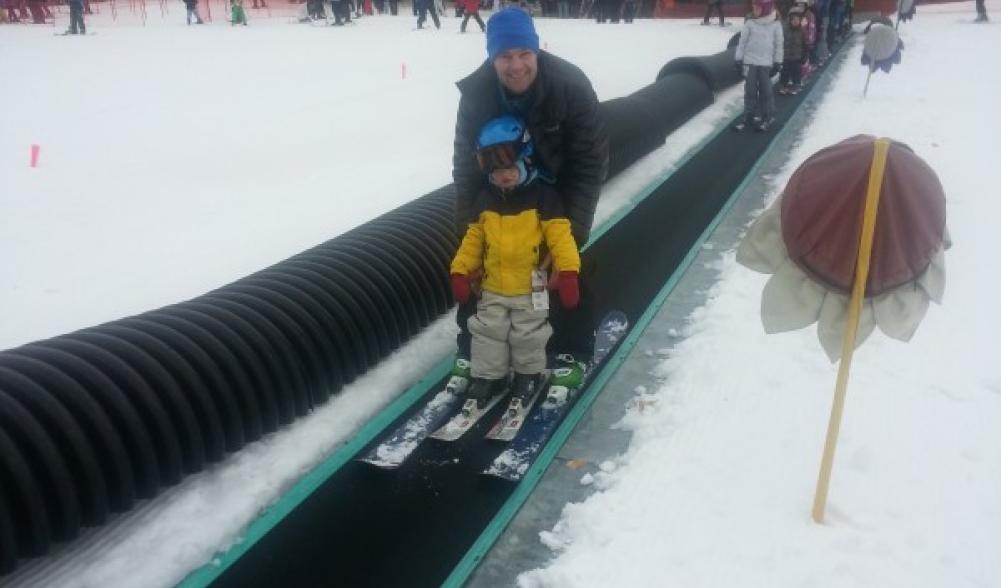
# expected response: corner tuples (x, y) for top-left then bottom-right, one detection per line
(466, 377), (505, 409)
(510, 372), (544, 402)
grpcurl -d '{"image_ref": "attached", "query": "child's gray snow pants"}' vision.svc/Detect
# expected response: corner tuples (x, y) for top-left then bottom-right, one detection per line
(468, 291), (552, 380)
(744, 64), (775, 121)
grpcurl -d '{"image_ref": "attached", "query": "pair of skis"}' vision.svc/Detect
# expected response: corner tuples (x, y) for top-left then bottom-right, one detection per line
(358, 310), (629, 481)
(428, 372), (550, 443)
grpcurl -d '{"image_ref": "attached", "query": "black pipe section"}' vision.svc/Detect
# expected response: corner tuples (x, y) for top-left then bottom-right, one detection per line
(0, 45), (743, 575)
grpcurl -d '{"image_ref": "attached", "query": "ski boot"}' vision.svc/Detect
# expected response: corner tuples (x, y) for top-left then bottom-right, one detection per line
(546, 353), (587, 406)
(508, 372), (544, 414)
(755, 117), (775, 132)
(445, 357), (471, 397)
(465, 377), (506, 410)
(733, 115), (758, 132)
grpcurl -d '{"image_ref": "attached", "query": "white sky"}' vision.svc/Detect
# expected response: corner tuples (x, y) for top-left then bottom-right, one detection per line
(2, 2), (999, 587)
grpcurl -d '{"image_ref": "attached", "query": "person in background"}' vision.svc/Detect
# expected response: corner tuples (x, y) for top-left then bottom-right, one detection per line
(595, 0), (621, 22)
(621, 0), (636, 21)
(231, 0), (248, 24)
(975, 0), (988, 21)
(734, 0), (783, 131)
(416, 0), (440, 28)
(779, 10), (805, 94)
(702, 0), (724, 26)
(459, 0), (485, 31)
(827, 0), (844, 44)
(64, 0), (85, 32)
(69, 0), (85, 31)
(331, 0), (351, 24)
(184, 0), (204, 24)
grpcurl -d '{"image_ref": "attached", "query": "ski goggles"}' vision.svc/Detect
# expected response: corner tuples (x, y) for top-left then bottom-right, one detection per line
(476, 142), (521, 174)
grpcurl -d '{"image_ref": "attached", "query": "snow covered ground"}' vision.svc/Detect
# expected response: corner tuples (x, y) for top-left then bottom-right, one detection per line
(519, 3), (1001, 588)
(2, 11), (746, 587)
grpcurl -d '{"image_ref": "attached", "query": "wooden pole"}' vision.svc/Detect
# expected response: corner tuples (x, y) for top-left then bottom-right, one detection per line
(811, 138), (891, 524)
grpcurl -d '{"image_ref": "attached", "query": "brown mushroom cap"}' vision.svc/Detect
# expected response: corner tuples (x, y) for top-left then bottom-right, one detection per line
(780, 135), (946, 297)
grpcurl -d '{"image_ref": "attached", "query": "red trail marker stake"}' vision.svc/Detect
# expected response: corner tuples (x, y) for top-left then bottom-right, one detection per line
(401, 63), (407, 79)
(30, 144), (40, 168)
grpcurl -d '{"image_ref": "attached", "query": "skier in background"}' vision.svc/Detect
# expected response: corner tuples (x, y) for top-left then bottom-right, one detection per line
(67, 0), (86, 33)
(734, 0), (783, 131)
(451, 8), (608, 398)
(451, 115), (581, 408)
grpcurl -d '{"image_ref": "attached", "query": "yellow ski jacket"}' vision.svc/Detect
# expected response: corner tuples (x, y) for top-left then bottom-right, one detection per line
(450, 182), (580, 297)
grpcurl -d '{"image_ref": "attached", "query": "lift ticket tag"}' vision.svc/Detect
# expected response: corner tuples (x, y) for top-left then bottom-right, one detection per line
(531, 269), (549, 311)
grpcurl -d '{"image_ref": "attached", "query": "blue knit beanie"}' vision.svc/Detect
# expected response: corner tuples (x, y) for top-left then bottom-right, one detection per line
(486, 8), (540, 61)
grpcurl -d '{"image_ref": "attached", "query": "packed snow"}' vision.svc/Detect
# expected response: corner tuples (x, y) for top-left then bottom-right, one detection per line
(2, 10), (744, 587)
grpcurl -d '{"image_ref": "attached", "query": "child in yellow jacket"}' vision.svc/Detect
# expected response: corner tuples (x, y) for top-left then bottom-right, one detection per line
(450, 115), (581, 409)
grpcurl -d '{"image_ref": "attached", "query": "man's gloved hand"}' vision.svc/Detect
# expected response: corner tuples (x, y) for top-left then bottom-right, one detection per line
(770, 63), (782, 77)
(735, 60), (744, 77)
(451, 273), (472, 304)
(557, 271), (580, 310)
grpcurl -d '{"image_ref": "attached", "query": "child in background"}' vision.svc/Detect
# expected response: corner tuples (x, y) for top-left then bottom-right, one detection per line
(231, 0), (248, 24)
(780, 10), (805, 94)
(450, 115), (581, 411)
(800, 0), (817, 79)
(734, 0), (783, 132)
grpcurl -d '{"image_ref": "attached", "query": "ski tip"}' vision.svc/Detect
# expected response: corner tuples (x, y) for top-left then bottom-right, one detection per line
(603, 310), (629, 332)
(357, 456), (401, 470)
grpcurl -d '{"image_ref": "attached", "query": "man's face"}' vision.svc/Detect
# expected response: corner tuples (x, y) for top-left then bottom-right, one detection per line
(493, 48), (538, 95)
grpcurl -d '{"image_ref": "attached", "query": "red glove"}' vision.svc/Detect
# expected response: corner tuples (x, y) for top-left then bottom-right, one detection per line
(557, 271), (580, 309)
(451, 273), (472, 304)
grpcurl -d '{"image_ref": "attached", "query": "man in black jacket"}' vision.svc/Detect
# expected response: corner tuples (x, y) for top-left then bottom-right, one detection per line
(451, 7), (608, 387)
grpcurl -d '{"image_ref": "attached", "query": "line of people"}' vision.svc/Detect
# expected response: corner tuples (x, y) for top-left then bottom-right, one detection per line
(302, 0), (369, 23)
(733, 0), (851, 132)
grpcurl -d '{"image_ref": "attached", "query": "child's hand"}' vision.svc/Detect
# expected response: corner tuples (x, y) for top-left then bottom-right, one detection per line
(770, 63), (782, 77)
(557, 271), (580, 310)
(451, 273), (472, 304)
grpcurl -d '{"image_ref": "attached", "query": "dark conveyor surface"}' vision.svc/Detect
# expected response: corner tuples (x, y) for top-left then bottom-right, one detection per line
(210, 47), (847, 588)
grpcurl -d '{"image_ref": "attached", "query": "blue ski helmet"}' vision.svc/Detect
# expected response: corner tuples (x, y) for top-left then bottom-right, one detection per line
(475, 115), (534, 174)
